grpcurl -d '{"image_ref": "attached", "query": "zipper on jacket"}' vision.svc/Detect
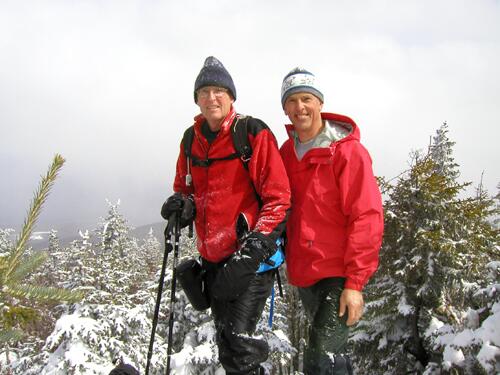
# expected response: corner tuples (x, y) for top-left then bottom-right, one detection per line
(203, 142), (211, 257)
(192, 128), (211, 258)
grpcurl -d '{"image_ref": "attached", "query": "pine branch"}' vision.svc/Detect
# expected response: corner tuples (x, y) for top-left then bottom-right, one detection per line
(10, 251), (48, 283)
(4, 283), (83, 303)
(0, 257), (8, 278)
(0, 328), (24, 344)
(5, 154), (65, 280)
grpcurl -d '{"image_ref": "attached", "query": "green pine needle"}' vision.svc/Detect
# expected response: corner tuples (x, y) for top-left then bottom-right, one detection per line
(0, 154), (83, 345)
(6, 154), (65, 279)
(10, 251), (49, 283)
(5, 283), (83, 303)
(0, 329), (24, 344)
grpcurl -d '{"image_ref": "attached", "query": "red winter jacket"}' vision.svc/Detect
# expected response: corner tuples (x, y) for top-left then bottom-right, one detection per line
(280, 112), (383, 290)
(173, 109), (291, 263)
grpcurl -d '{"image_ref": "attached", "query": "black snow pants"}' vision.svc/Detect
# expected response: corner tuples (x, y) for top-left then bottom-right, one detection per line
(203, 258), (274, 375)
(298, 277), (354, 375)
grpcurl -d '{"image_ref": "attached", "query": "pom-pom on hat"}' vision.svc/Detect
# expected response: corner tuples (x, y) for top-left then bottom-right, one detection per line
(194, 56), (236, 102)
(281, 67), (323, 108)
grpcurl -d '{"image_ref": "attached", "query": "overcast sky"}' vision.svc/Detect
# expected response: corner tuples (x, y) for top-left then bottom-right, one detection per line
(1, 0), (499, 232)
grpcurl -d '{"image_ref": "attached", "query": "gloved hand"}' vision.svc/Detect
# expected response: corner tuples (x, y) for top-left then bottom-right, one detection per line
(212, 232), (275, 301)
(161, 193), (196, 228)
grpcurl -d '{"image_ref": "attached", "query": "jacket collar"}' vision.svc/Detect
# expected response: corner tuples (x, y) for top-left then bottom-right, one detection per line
(194, 106), (237, 132)
(193, 106), (237, 138)
(285, 112), (359, 147)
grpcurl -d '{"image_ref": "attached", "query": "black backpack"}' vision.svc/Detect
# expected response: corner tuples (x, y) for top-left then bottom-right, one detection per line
(182, 115), (253, 180)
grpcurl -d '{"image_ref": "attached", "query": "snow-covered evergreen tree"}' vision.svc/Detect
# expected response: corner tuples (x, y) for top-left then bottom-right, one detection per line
(12, 213), (163, 373)
(48, 230), (60, 253)
(95, 200), (134, 258)
(0, 229), (14, 257)
(272, 268), (306, 374)
(353, 123), (499, 374)
(258, 277), (299, 375)
(141, 228), (162, 274)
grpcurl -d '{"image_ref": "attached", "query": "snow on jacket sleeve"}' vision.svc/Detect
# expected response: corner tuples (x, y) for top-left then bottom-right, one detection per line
(246, 119), (291, 244)
(334, 141), (384, 290)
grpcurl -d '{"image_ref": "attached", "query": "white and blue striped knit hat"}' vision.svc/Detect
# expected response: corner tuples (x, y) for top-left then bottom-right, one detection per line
(281, 67), (324, 108)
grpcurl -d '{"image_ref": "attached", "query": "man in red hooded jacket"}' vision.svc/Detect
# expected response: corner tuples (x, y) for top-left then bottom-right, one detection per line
(279, 67), (384, 375)
(162, 57), (291, 375)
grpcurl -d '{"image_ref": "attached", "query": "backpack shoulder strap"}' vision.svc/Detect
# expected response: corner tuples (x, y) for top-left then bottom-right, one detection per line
(182, 125), (195, 158)
(231, 115), (253, 170)
(182, 125), (195, 186)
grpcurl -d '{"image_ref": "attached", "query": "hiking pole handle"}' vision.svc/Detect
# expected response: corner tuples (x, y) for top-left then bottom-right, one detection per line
(164, 212), (177, 243)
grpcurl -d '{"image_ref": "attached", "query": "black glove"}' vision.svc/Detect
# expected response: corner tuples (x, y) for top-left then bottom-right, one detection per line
(212, 232), (275, 301)
(161, 193), (196, 229)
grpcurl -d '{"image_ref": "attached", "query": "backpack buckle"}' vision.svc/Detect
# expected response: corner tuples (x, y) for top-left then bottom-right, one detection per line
(192, 159), (212, 168)
(240, 145), (252, 163)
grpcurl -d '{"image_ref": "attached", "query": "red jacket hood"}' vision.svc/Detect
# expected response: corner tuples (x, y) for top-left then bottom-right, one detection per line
(285, 112), (360, 150)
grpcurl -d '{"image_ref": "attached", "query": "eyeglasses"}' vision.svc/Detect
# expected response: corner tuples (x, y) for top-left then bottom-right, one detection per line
(197, 87), (228, 99)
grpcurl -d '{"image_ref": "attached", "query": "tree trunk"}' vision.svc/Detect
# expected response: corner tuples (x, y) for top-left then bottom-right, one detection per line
(406, 303), (429, 367)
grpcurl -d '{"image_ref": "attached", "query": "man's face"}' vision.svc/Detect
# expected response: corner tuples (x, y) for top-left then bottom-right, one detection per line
(284, 92), (323, 139)
(196, 86), (234, 129)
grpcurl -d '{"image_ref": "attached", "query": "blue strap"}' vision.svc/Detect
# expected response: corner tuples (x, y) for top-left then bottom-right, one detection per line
(257, 238), (285, 274)
(268, 285), (275, 328)
(256, 237), (283, 328)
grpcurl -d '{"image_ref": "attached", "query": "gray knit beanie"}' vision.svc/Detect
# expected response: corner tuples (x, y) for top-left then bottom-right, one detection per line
(194, 56), (236, 102)
(281, 67), (323, 108)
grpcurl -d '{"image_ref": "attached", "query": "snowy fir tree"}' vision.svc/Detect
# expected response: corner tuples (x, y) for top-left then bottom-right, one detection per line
(0, 229), (15, 257)
(352, 123), (499, 374)
(141, 228), (162, 273)
(11, 208), (166, 374)
(48, 230), (61, 253)
(494, 183), (500, 229)
(273, 269), (305, 373)
(95, 200), (134, 258)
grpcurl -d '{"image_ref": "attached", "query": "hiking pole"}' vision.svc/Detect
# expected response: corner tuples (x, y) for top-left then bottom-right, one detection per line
(145, 212), (176, 375)
(165, 211), (181, 374)
(276, 269), (284, 298)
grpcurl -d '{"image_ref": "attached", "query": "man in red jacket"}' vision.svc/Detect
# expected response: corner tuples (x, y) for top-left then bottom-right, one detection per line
(279, 67), (384, 375)
(162, 56), (291, 375)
